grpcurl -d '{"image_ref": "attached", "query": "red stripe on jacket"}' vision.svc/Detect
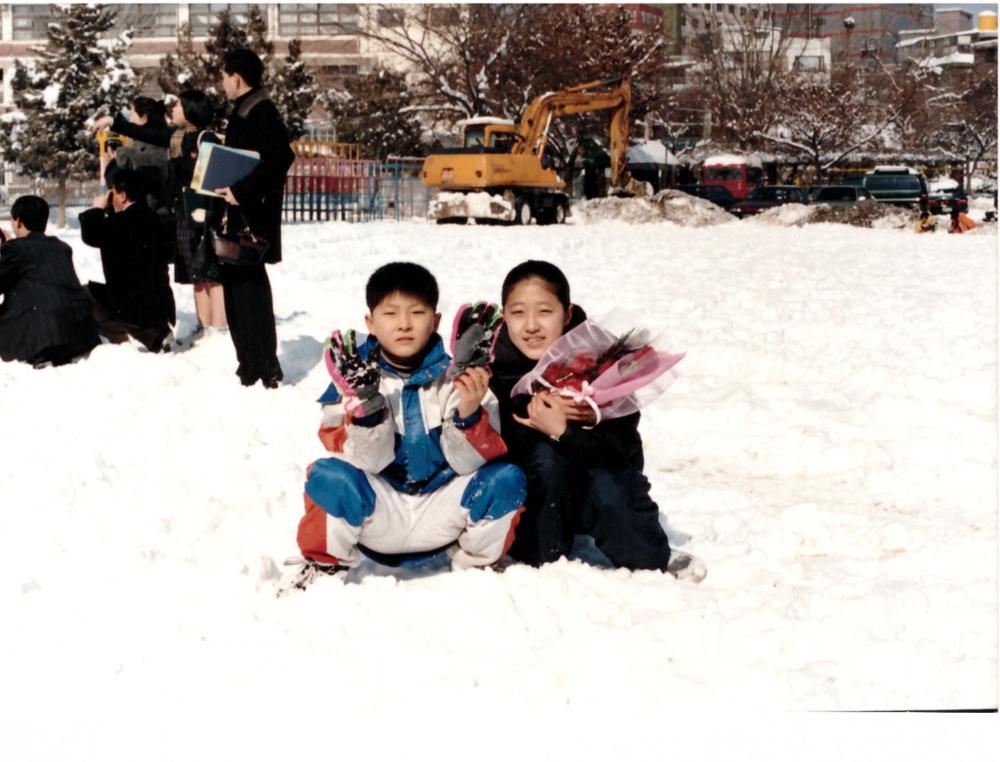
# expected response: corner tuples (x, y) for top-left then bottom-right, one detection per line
(461, 408), (508, 462)
(318, 422), (350, 453)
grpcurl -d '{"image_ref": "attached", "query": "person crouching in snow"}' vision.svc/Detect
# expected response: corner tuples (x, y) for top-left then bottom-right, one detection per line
(287, 262), (525, 590)
(488, 260), (705, 582)
(915, 209), (937, 233)
(948, 208), (976, 234)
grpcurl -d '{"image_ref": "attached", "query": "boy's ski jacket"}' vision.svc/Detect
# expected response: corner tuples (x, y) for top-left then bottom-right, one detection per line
(316, 334), (508, 493)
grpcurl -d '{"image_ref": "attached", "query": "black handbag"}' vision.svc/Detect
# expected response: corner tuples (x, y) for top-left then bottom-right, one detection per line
(214, 208), (269, 267)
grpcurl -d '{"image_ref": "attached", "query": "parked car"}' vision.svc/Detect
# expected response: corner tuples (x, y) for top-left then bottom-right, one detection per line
(861, 171), (929, 207)
(675, 183), (738, 209)
(811, 185), (871, 205)
(729, 185), (807, 217)
(925, 186), (968, 215)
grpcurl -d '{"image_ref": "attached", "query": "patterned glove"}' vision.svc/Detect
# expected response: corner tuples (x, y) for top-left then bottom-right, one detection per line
(324, 329), (385, 418)
(447, 301), (503, 379)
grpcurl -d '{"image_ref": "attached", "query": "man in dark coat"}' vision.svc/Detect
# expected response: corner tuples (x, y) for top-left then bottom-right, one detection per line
(0, 196), (100, 367)
(215, 48), (295, 388)
(79, 170), (176, 353)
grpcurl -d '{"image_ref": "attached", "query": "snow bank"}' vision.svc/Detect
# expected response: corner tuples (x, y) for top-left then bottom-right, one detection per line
(0, 216), (996, 757)
(574, 190), (735, 226)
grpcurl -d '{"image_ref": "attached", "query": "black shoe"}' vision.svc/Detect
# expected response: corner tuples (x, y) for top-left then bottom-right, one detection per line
(276, 557), (348, 597)
(261, 376), (281, 389)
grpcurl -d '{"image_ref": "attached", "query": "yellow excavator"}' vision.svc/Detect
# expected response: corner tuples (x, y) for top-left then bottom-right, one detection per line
(421, 78), (641, 225)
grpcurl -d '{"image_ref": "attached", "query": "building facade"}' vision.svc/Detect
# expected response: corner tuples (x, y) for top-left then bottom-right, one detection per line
(774, 4), (934, 68)
(0, 3), (383, 110)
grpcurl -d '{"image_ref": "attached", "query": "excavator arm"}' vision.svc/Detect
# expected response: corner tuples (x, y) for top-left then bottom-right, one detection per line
(512, 78), (632, 188)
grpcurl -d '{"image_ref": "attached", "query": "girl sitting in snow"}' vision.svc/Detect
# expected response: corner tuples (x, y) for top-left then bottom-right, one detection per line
(488, 260), (704, 582)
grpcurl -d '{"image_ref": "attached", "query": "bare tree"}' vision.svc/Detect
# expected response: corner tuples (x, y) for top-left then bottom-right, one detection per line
(687, 7), (794, 149)
(924, 67), (998, 192)
(344, 4), (663, 179)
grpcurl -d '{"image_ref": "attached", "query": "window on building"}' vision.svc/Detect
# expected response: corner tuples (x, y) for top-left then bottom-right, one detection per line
(378, 8), (404, 28)
(795, 55), (825, 71)
(278, 4), (359, 36)
(114, 5), (179, 38)
(189, 4), (263, 37)
(429, 6), (461, 27)
(12, 5), (52, 41)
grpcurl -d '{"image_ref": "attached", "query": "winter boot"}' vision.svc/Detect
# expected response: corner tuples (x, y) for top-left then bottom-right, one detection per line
(664, 550), (707, 583)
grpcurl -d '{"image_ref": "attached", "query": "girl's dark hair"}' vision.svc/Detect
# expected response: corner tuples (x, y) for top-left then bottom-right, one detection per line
(179, 90), (214, 130)
(501, 260), (571, 309)
(132, 96), (167, 127)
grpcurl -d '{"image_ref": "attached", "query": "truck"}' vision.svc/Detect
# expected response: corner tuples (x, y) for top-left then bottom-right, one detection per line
(421, 78), (639, 225)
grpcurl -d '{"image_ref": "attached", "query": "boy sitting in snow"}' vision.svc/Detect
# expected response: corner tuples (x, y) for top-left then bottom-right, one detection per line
(284, 262), (525, 591)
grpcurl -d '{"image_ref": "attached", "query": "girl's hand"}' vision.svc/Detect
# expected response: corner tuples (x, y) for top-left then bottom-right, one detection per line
(454, 366), (490, 419)
(513, 391), (568, 439)
(549, 394), (596, 423)
(92, 115), (113, 133)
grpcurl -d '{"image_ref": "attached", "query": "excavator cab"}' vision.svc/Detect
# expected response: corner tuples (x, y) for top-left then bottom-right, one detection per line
(458, 119), (517, 151)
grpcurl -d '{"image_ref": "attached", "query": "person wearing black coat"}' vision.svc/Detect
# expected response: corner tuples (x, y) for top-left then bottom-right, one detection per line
(79, 171), (175, 353)
(0, 196), (99, 367)
(489, 260), (699, 578)
(216, 48), (296, 388)
(92, 91), (226, 337)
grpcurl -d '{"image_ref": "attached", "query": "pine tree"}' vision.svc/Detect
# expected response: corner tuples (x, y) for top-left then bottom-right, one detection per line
(323, 69), (426, 160)
(158, 6), (274, 129)
(0, 4), (137, 227)
(270, 39), (318, 141)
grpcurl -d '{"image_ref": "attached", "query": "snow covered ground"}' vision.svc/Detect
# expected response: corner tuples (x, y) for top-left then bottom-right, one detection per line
(1, 209), (997, 757)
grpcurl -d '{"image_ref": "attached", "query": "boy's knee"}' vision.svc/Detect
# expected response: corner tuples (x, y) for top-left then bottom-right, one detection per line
(304, 458), (376, 527)
(461, 462), (526, 522)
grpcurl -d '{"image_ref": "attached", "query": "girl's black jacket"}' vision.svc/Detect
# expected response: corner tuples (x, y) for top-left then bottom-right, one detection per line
(109, 115), (220, 206)
(489, 305), (646, 471)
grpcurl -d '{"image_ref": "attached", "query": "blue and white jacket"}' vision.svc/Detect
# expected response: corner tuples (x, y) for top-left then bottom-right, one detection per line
(316, 334), (508, 494)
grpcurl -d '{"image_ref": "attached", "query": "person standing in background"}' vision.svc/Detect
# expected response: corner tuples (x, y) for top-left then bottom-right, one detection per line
(215, 48), (295, 389)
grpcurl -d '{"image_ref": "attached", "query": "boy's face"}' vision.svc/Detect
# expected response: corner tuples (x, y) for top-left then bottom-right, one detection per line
(365, 291), (441, 366)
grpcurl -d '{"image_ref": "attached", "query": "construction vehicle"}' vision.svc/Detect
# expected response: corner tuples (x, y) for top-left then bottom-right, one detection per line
(421, 78), (640, 225)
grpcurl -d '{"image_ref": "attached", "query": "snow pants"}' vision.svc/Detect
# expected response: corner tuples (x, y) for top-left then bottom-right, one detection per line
(509, 439), (671, 570)
(298, 458), (526, 570)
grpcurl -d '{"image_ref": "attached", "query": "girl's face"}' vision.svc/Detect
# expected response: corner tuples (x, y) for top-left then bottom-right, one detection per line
(170, 100), (187, 128)
(503, 277), (571, 360)
(128, 106), (146, 126)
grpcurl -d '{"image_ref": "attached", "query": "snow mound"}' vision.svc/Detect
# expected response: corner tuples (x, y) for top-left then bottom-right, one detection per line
(754, 201), (914, 229)
(573, 190), (734, 226)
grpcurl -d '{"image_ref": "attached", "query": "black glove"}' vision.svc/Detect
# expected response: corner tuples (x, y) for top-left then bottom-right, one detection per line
(448, 301), (503, 378)
(324, 329), (385, 418)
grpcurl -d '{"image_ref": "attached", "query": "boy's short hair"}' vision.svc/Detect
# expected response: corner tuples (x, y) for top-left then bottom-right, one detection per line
(111, 169), (144, 202)
(366, 262), (439, 311)
(10, 195), (49, 233)
(222, 48), (264, 89)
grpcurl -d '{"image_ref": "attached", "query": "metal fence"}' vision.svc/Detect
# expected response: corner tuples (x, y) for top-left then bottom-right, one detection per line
(382, 158), (431, 221)
(281, 154), (431, 223)
(283, 156), (383, 223)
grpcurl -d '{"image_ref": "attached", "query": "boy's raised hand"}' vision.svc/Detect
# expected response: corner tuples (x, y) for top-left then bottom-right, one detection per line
(448, 301), (503, 379)
(324, 329), (385, 418)
(454, 366), (491, 419)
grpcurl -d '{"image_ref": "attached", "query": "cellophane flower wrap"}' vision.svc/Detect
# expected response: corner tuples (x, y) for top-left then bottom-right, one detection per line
(511, 319), (685, 424)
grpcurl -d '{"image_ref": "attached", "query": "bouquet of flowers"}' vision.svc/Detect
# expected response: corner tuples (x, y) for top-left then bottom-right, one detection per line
(511, 319), (685, 424)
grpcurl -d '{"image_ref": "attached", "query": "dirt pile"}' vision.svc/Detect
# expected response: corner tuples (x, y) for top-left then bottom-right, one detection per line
(755, 201), (914, 229)
(573, 189), (734, 226)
